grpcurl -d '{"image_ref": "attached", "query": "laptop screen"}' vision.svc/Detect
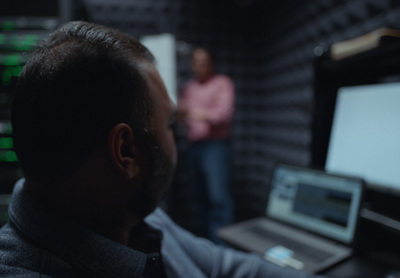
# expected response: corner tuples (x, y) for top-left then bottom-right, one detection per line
(266, 164), (364, 244)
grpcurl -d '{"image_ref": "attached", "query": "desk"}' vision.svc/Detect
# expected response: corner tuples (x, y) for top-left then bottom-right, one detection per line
(322, 250), (400, 278)
(219, 216), (400, 278)
(315, 217), (400, 277)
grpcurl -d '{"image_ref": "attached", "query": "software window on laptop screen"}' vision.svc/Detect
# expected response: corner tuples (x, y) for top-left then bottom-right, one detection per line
(267, 166), (363, 244)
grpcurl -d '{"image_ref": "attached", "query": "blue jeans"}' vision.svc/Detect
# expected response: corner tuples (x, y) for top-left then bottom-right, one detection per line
(187, 140), (234, 244)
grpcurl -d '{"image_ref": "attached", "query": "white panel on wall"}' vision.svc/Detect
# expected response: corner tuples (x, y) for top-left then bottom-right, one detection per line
(140, 33), (177, 105)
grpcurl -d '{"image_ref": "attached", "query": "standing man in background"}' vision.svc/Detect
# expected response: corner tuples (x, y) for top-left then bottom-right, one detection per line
(179, 47), (235, 244)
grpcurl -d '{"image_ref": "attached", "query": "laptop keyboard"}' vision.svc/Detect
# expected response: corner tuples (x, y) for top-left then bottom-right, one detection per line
(247, 226), (333, 262)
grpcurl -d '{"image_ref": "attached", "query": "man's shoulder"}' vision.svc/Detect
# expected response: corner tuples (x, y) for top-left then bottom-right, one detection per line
(0, 264), (46, 278)
(0, 222), (88, 277)
(213, 74), (234, 84)
(0, 223), (25, 252)
(0, 223), (40, 276)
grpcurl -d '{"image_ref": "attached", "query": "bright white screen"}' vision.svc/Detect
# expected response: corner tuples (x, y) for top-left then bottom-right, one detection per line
(326, 83), (400, 192)
(140, 33), (177, 105)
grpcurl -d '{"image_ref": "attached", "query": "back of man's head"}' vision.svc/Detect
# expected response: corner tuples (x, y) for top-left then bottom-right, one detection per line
(12, 21), (155, 183)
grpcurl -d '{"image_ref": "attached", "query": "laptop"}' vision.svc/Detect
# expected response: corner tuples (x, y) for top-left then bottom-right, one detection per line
(217, 164), (364, 273)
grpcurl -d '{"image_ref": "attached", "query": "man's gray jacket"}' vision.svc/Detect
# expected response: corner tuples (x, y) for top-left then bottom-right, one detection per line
(0, 179), (323, 277)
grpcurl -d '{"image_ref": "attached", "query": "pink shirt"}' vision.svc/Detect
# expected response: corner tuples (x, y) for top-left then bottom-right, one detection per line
(180, 74), (235, 142)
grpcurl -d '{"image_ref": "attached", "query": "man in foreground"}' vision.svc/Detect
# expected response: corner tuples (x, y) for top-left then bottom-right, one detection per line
(0, 21), (322, 277)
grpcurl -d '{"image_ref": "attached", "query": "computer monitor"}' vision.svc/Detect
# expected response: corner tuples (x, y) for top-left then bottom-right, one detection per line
(325, 82), (400, 193)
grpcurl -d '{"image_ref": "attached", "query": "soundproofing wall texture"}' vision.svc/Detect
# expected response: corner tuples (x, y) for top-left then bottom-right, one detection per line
(83, 0), (400, 235)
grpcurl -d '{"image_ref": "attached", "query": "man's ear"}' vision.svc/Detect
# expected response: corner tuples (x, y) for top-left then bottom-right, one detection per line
(108, 123), (140, 180)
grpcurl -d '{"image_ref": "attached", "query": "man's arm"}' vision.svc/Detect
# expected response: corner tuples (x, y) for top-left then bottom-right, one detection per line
(146, 208), (326, 278)
(205, 75), (235, 125)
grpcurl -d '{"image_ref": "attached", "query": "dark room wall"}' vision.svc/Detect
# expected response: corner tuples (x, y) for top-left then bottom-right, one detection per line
(82, 0), (400, 235)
